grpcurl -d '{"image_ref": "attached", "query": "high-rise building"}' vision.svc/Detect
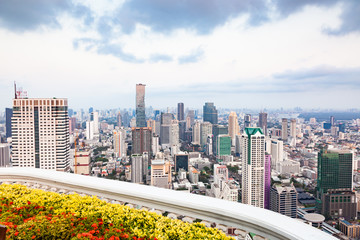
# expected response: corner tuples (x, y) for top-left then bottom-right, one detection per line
(131, 154), (143, 183)
(200, 122), (212, 147)
(330, 116), (335, 126)
(290, 119), (296, 138)
(271, 140), (284, 170)
(281, 118), (288, 140)
(160, 113), (173, 145)
(212, 124), (228, 155)
(203, 103), (218, 124)
(136, 84), (146, 127)
(11, 98), (70, 171)
(89, 107), (93, 114)
(179, 121), (187, 141)
(216, 135), (231, 159)
(264, 154), (271, 209)
(177, 103), (184, 121)
(117, 112), (122, 127)
(192, 121), (201, 145)
(170, 120), (179, 147)
(244, 114), (251, 128)
(322, 189), (357, 220)
(5, 108), (12, 138)
(90, 111), (99, 134)
(113, 128), (126, 158)
(258, 112), (268, 136)
(132, 127), (152, 155)
(86, 121), (94, 140)
(174, 154), (189, 172)
(270, 184), (297, 218)
(186, 110), (195, 128)
(151, 159), (171, 189)
(0, 144), (10, 167)
(228, 112), (240, 145)
(69, 117), (76, 135)
(241, 128), (265, 208)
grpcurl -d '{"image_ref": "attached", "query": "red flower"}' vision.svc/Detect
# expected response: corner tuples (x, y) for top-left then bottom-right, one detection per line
(14, 232), (19, 236)
(98, 222), (103, 226)
(91, 223), (97, 228)
(121, 234), (129, 239)
(109, 223), (113, 227)
(77, 233), (82, 239)
(27, 201), (31, 205)
(32, 236), (36, 239)
(90, 230), (95, 234)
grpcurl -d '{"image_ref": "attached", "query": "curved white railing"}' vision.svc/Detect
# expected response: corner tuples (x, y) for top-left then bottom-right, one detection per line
(0, 168), (335, 240)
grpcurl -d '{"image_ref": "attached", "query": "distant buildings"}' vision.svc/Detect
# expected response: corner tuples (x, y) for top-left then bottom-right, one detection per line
(174, 154), (189, 172)
(203, 102), (218, 124)
(136, 84), (146, 127)
(177, 103), (184, 121)
(5, 108), (12, 138)
(244, 114), (251, 128)
(113, 128), (126, 158)
(241, 128), (265, 208)
(11, 98), (70, 171)
(270, 184), (297, 218)
(0, 144), (10, 167)
(131, 154), (143, 183)
(228, 112), (240, 145)
(281, 118), (288, 141)
(151, 159), (171, 189)
(258, 112), (267, 136)
(216, 135), (231, 160)
(132, 127), (152, 156)
(192, 121), (201, 145)
(200, 122), (212, 148)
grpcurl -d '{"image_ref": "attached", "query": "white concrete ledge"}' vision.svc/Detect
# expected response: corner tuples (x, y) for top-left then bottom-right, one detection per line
(0, 168), (335, 240)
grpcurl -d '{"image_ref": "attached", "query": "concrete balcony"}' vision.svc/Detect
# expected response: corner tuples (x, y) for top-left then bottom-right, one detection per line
(0, 168), (335, 240)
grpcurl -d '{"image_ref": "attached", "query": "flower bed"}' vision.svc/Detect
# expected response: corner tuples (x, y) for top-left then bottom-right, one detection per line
(0, 184), (233, 239)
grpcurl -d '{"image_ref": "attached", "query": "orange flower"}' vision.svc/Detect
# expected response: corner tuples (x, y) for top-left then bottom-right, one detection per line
(14, 232), (19, 236)
(31, 236), (36, 239)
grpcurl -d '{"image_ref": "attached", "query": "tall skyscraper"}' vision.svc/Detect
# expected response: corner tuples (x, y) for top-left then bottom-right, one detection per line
(258, 112), (268, 136)
(160, 113), (173, 145)
(90, 111), (99, 134)
(203, 102), (218, 124)
(264, 154), (271, 209)
(177, 103), (184, 121)
(0, 144), (10, 167)
(192, 121), (201, 145)
(113, 128), (126, 158)
(281, 118), (288, 141)
(5, 108), (12, 138)
(136, 84), (146, 127)
(187, 110), (195, 128)
(131, 154), (143, 183)
(228, 112), (240, 145)
(12, 98), (70, 171)
(212, 124), (228, 155)
(69, 116), (76, 135)
(244, 114), (251, 128)
(270, 184), (297, 218)
(241, 128), (265, 208)
(290, 119), (296, 138)
(216, 135), (231, 159)
(170, 120), (179, 147)
(330, 116), (335, 126)
(117, 112), (122, 127)
(132, 127), (152, 156)
(271, 139), (284, 170)
(200, 122), (212, 147)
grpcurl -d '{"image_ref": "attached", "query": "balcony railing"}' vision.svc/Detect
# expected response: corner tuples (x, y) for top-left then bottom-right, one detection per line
(0, 168), (335, 240)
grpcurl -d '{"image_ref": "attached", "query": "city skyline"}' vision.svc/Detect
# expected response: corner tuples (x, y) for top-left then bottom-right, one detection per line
(1, 1), (360, 110)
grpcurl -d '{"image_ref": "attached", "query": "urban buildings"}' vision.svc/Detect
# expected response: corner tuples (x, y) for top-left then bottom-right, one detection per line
(264, 154), (271, 209)
(174, 154), (189, 172)
(74, 150), (90, 175)
(0, 144), (10, 167)
(150, 159), (171, 189)
(200, 122), (212, 148)
(192, 121), (201, 145)
(270, 184), (298, 218)
(5, 108), (12, 138)
(11, 98), (70, 171)
(290, 119), (296, 138)
(244, 114), (251, 128)
(113, 128), (126, 158)
(212, 124), (228, 155)
(281, 118), (288, 141)
(228, 112), (239, 145)
(203, 103), (218, 124)
(132, 127), (152, 156)
(241, 128), (265, 208)
(258, 112), (267, 136)
(177, 103), (184, 121)
(131, 154), (143, 183)
(216, 135), (231, 160)
(136, 84), (146, 127)
(270, 139), (284, 170)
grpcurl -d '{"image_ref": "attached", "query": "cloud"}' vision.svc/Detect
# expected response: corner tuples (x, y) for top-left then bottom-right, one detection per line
(149, 54), (173, 63)
(0, 0), (93, 31)
(178, 48), (204, 64)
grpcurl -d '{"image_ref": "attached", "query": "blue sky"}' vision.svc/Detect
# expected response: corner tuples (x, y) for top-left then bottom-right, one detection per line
(0, 0), (359, 110)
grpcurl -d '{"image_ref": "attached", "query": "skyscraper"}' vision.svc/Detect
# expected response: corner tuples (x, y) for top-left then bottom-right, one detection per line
(177, 103), (184, 121)
(131, 154), (143, 183)
(228, 112), (240, 145)
(132, 127), (152, 156)
(187, 110), (195, 128)
(290, 119), (296, 138)
(330, 116), (335, 126)
(258, 112), (268, 136)
(160, 113), (173, 145)
(200, 122), (212, 147)
(192, 121), (201, 145)
(203, 103), (218, 124)
(244, 114), (251, 128)
(5, 108), (12, 138)
(212, 124), (228, 155)
(270, 184), (297, 218)
(117, 112), (122, 127)
(113, 128), (126, 158)
(264, 154), (271, 209)
(241, 127), (265, 208)
(136, 84), (146, 127)
(281, 118), (288, 141)
(12, 98), (70, 171)
(216, 135), (231, 159)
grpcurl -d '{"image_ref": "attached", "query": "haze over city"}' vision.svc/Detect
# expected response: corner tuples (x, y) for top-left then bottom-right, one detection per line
(1, 0), (360, 110)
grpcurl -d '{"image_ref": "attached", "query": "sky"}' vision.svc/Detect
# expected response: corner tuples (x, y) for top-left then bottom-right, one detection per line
(0, 0), (360, 111)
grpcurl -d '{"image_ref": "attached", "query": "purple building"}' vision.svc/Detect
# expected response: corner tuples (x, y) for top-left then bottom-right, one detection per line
(264, 154), (271, 209)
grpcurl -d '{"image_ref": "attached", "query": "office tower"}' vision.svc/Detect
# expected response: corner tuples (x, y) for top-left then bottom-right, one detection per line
(152, 135), (160, 154)
(5, 108), (12, 138)
(258, 112), (268, 136)
(89, 107), (93, 114)
(170, 120), (179, 147)
(244, 114), (251, 128)
(200, 122), (212, 147)
(281, 118), (288, 140)
(113, 128), (126, 158)
(86, 121), (94, 140)
(147, 119), (156, 134)
(228, 112), (240, 145)
(90, 111), (99, 134)
(151, 159), (171, 189)
(154, 110), (160, 120)
(131, 154), (143, 183)
(322, 189), (357, 220)
(216, 135), (231, 159)
(212, 124), (228, 155)
(203, 103), (218, 124)
(117, 112), (122, 127)
(187, 110), (195, 128)
(290, 119), (296, 138)
(175, 154), (189, 172)
(0, 144), (10, 167)
(132, 127), (152, 155)
(339, 123), (346, 133)
(270, 139), (283, 170)
(264, 154), (271, 209)
(192, 121), (201, 145)
(74, 150), (90, 175)
(69, 117), (76, 135)
(12, 98), (70, 171)
(179, 121), (187, 141)
(206, 135), (212, 156)
(330, 116), (335, 126)
(160, 113), (173, 145)
(241, 128), (265, 208)
(235, 135), (242, 156)
(136, 84), (146, 127)
(270, 184), (297, 218)
(177, 103), (184, 121)
(122, 112), (130, 127)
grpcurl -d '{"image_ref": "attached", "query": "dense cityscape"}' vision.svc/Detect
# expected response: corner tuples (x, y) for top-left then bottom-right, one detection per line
(0, 83), (360, 239)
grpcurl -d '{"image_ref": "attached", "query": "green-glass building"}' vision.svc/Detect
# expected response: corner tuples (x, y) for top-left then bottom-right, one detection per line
(216, 135), (231, 159)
